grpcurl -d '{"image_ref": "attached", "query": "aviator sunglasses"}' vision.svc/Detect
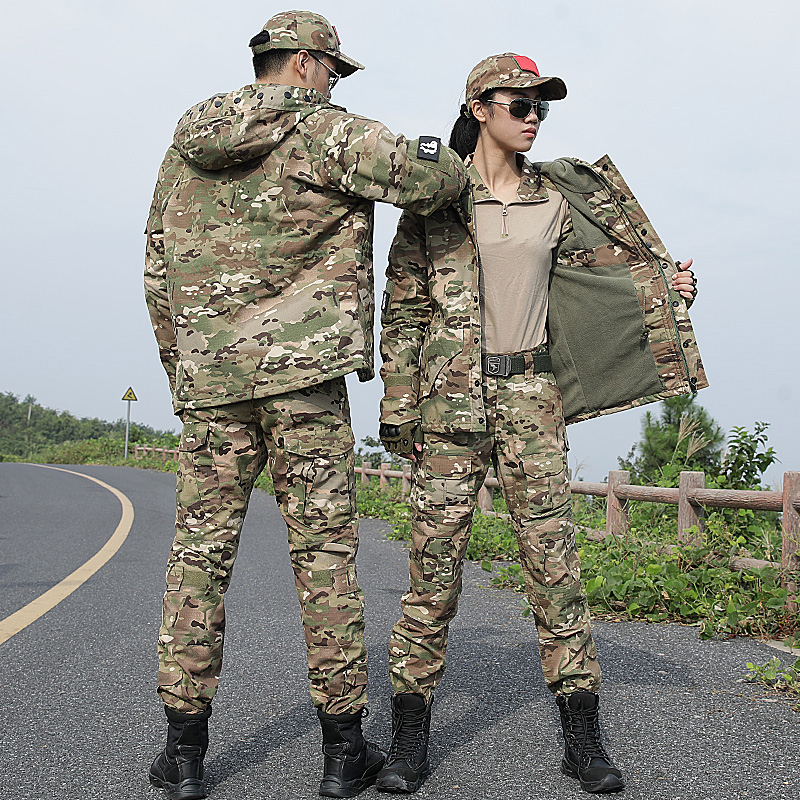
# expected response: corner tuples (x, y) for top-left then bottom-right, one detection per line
(486, 97), (549, 121)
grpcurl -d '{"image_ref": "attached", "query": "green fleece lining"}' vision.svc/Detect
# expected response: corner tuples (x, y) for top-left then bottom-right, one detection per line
(549, 262), (664, 420)
(540, 158), (665, 420)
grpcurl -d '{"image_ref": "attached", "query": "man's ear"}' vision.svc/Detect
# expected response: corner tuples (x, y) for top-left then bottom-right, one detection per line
(294, 49), (312, 80)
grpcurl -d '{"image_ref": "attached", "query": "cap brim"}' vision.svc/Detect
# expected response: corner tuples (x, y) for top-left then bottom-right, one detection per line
(473, 75), (567, 102)
(331, 51), (364, 78)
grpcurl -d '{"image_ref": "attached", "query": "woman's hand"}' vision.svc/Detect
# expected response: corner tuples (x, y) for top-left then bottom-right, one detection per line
(671, 258), (696, 299)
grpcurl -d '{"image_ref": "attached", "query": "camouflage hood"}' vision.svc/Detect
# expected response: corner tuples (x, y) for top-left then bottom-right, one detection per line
(173, 84), (333, 171)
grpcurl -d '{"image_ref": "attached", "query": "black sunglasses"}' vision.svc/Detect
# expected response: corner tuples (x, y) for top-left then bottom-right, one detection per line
(486, 97), (549, 121)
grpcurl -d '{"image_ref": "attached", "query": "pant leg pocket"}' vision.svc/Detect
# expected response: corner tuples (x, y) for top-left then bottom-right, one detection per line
(177, 421), (220, 520)
(280, 421), (355, 530)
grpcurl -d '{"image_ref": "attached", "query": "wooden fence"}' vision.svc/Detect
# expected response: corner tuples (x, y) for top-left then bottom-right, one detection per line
(134, 444), (179, 462)
(356, 463), (800, 612)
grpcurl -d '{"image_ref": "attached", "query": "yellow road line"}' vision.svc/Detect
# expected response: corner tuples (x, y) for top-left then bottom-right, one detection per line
(0, 465), (135, 646)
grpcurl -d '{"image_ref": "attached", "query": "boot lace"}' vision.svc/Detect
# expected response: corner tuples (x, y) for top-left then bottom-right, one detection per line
(389, 707), (427, 761)
(563, 704), (609, 762)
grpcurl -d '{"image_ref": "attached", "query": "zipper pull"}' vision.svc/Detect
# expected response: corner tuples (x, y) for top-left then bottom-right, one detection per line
(501, 204), (508, 237)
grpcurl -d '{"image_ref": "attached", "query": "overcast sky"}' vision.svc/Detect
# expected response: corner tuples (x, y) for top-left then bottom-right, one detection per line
(2, 0), (797, 483)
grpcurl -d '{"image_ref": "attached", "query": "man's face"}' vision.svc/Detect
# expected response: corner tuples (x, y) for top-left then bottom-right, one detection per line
(308, 53), (339, 98)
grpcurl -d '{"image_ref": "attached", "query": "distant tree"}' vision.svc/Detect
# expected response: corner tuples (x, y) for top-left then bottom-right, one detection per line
(619, 396), (725, 484)
(0, 391), (177, 458)
(717, 422), (778, 490)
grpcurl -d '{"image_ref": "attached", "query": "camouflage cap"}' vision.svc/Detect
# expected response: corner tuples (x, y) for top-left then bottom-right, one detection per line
(252, 10), (364, 77)
(466, 53), (567, 104)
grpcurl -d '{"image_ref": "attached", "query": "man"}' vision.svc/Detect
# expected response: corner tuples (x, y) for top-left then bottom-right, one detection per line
(144, 11), (467, 799)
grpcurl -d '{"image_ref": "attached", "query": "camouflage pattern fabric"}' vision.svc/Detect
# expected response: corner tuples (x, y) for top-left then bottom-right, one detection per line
(251, 10), (364, 76)
(158, 378), (368, 715)
(145, 83), (467, 414)
(389, 357), (601, 698)
(465, 52), (567, 104)
(379, 155), (707, 433)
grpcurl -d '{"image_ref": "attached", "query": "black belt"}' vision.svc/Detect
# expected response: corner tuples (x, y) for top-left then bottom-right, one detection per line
(481, 352), (552, 378)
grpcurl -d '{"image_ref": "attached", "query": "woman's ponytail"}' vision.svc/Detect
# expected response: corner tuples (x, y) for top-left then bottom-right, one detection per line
(449, 104), (481, 159)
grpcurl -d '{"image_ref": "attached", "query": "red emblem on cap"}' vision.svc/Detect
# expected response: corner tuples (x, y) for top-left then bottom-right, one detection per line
(513, 56), (540, 76)
(332, 25), (341, 45)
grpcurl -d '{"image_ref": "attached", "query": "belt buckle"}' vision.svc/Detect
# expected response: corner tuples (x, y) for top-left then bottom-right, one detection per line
(485, 354), (511, 377)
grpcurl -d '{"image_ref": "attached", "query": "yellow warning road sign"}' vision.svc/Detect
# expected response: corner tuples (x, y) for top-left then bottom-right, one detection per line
(122, 387), (138, 402)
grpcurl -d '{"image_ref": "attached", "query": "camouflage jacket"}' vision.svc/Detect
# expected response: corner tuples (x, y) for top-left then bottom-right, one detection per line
(380, 155), (708, 432)
(145, 83), (466, 412)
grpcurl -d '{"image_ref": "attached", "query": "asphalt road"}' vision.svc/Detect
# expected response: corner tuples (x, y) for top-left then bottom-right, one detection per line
(0, 462), (797, 800)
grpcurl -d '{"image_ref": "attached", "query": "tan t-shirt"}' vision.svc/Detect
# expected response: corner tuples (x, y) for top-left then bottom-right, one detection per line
(474, 175), (569, 354)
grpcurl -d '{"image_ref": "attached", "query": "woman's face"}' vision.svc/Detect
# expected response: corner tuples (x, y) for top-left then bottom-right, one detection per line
(472, 86), (542, 154)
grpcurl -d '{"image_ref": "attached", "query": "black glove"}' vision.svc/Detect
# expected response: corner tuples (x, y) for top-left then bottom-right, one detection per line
(379, 421), (423, 459)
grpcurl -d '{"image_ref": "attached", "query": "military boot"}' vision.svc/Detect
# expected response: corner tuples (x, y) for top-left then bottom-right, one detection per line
(375, 693), (432, 794)
(149, 705), (211, 800)
(317, 707), (386, 798)
(556, 691), (624, 793)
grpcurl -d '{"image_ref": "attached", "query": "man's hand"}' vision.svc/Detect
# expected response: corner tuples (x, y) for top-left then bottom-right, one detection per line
(672, 258), (697, 299)
(379, 421), (423, 461)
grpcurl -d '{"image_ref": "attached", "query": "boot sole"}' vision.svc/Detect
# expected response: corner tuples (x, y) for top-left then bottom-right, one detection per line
(375, 762), (431, 794)
(561, 761), (625, 794)
(319, 756), (385, 798)
(149, 771), (207, 800)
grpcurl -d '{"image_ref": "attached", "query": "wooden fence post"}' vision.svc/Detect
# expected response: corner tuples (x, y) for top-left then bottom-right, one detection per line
(678, 471), (705, 545)
(380, 462), (390, 488)
(606, 470), (630, 538)
(360, 464), (369, 486)
(478, 479), (494, 514)
(134, 445), (139, 459)
(782, 471), (800, 613)
(401, 465), (411, 496)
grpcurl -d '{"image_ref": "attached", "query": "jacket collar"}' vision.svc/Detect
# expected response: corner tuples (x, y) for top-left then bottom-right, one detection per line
(465, 154), (549, 203)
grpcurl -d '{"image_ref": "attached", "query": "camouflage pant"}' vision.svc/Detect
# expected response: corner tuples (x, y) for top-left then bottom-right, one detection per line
(158, 377), (367, 716)
(389, 358), (601, 699)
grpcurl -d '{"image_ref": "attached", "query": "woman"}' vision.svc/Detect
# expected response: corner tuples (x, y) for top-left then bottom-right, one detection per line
(376, 54), (703, 794)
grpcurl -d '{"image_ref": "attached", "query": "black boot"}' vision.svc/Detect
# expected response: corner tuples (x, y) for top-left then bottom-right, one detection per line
(317, 707), (386, 798)
(375, 693), (432, 794)
(556, 691), (624, 794)
(149, 705), (211, 800)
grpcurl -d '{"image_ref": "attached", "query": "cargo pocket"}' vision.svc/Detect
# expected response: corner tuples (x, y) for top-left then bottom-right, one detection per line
(522, 447), (568, 513)
(177, 421), (219, 511)
(411, 452), (476, 520)
(281, 421), (355, 530)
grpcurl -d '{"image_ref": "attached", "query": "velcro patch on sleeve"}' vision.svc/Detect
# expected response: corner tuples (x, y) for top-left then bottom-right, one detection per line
(417, 136), (441, 162)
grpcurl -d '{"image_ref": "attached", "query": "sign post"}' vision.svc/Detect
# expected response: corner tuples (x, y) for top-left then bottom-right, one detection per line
(121, 387), (138, 459)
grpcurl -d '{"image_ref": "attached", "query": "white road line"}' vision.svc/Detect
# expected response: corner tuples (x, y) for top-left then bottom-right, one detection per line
(0, 464), (135, 646)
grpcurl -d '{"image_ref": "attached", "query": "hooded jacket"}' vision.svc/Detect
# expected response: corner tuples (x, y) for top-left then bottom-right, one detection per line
(145, 83), (467, 412)
(379, 155), (708, 432)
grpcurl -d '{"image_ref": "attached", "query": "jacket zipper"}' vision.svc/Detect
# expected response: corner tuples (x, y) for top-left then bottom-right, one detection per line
(501, 204), (509, 237)
(593, 167), (691, 386)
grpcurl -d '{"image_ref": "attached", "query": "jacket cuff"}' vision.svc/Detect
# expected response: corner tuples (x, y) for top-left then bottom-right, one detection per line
(382, 373), (418, 408)
(380, 406), (421, 426)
